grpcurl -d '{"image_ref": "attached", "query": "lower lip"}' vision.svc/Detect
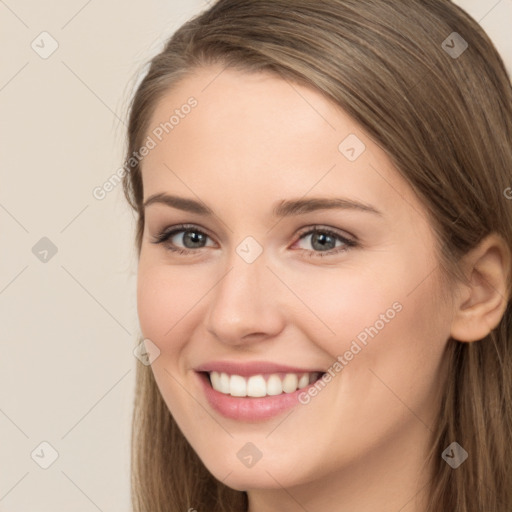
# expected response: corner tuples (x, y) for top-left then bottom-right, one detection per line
(196, 371), (318, 422)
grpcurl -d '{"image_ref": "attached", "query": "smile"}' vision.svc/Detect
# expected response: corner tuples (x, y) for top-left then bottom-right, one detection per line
(195, 365), (327, 421)
(207, 371), (324, 397)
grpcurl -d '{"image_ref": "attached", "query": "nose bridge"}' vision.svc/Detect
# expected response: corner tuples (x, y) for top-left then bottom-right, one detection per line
(204, 240), (284, 343)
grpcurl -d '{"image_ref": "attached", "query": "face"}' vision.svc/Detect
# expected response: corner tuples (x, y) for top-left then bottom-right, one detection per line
(137, 64), (454, 491)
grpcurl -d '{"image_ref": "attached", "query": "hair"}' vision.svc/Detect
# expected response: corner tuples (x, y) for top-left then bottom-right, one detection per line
(122, 1), (512, 511)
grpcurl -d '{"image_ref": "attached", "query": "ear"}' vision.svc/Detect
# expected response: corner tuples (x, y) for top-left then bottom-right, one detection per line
(450, 233), (511, 343)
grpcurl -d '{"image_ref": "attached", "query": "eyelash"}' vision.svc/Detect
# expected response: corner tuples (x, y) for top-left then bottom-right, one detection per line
(150, 223), (357, 258)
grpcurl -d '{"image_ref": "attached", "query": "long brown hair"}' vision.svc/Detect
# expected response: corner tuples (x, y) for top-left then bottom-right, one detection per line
(122, 1), (512, 510)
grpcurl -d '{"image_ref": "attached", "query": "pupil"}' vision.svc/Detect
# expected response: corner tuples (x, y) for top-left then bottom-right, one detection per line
(312, 232), (335, 251)
(184, 231), (205, 248)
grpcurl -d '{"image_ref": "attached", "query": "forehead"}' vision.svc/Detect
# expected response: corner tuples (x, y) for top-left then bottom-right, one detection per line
(145, 65), (356, 152)
(140, 65), (422, 222)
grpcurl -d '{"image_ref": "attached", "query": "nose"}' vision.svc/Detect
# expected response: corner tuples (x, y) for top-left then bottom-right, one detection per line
(203, 248), (286, 346)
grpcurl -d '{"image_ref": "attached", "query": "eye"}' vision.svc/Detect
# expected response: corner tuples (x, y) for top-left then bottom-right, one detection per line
(151, 224), (357, 258)
(150, 224), (215, 255)
(293, 226), (357, 258)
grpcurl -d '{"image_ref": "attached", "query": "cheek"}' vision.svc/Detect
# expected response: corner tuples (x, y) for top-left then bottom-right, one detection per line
(298, 251), (451, 415)
(136, 262), (196, 351)
(286, 267), (402, 357)
(136, 262), (207, 421)
(321, 271), (450, 434)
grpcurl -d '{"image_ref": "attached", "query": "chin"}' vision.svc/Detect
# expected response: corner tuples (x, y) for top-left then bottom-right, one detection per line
(198, 450), (310, 491)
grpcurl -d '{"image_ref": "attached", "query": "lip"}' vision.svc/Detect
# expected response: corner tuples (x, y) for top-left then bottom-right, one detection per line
(194, 360), (325, 377)
(195, 362), (326, 422)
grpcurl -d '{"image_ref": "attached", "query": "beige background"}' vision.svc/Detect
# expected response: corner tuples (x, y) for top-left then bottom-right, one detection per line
(1, 1), (511, 510)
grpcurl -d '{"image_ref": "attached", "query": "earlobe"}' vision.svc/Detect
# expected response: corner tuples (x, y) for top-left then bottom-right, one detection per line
(450, 233), (511, 343)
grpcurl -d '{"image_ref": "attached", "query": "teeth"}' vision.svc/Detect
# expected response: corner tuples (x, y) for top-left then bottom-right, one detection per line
(282, 373), (298, 393)
(208, 371), (322, 397)
(230, 375), (247, 397)
(266, 375), (282, 395)
(298, 374), (309, 389)
(219, 372), (230, 394)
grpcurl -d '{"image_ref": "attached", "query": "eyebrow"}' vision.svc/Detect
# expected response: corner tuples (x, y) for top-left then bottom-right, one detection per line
(143, 193), (382, 217)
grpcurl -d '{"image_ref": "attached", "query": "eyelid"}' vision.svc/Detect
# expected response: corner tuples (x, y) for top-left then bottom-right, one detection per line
(151, 223), (214, 243)
(292, 225), (357, 257)
(295, 224), (357, 243)
(152, 223), (355, 242)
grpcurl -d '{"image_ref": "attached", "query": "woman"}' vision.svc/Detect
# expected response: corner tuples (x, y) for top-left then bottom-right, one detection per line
(122, 1), (512, 510)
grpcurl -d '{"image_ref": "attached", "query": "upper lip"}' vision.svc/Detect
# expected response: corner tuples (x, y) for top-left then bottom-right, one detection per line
(195, 360), (325, 377)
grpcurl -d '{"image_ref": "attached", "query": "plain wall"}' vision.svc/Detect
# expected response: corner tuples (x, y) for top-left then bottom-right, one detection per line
(1, 1), (511, 510)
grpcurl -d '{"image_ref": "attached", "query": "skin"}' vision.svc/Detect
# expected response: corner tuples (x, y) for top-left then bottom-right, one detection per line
(136, 64), (510, 512)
